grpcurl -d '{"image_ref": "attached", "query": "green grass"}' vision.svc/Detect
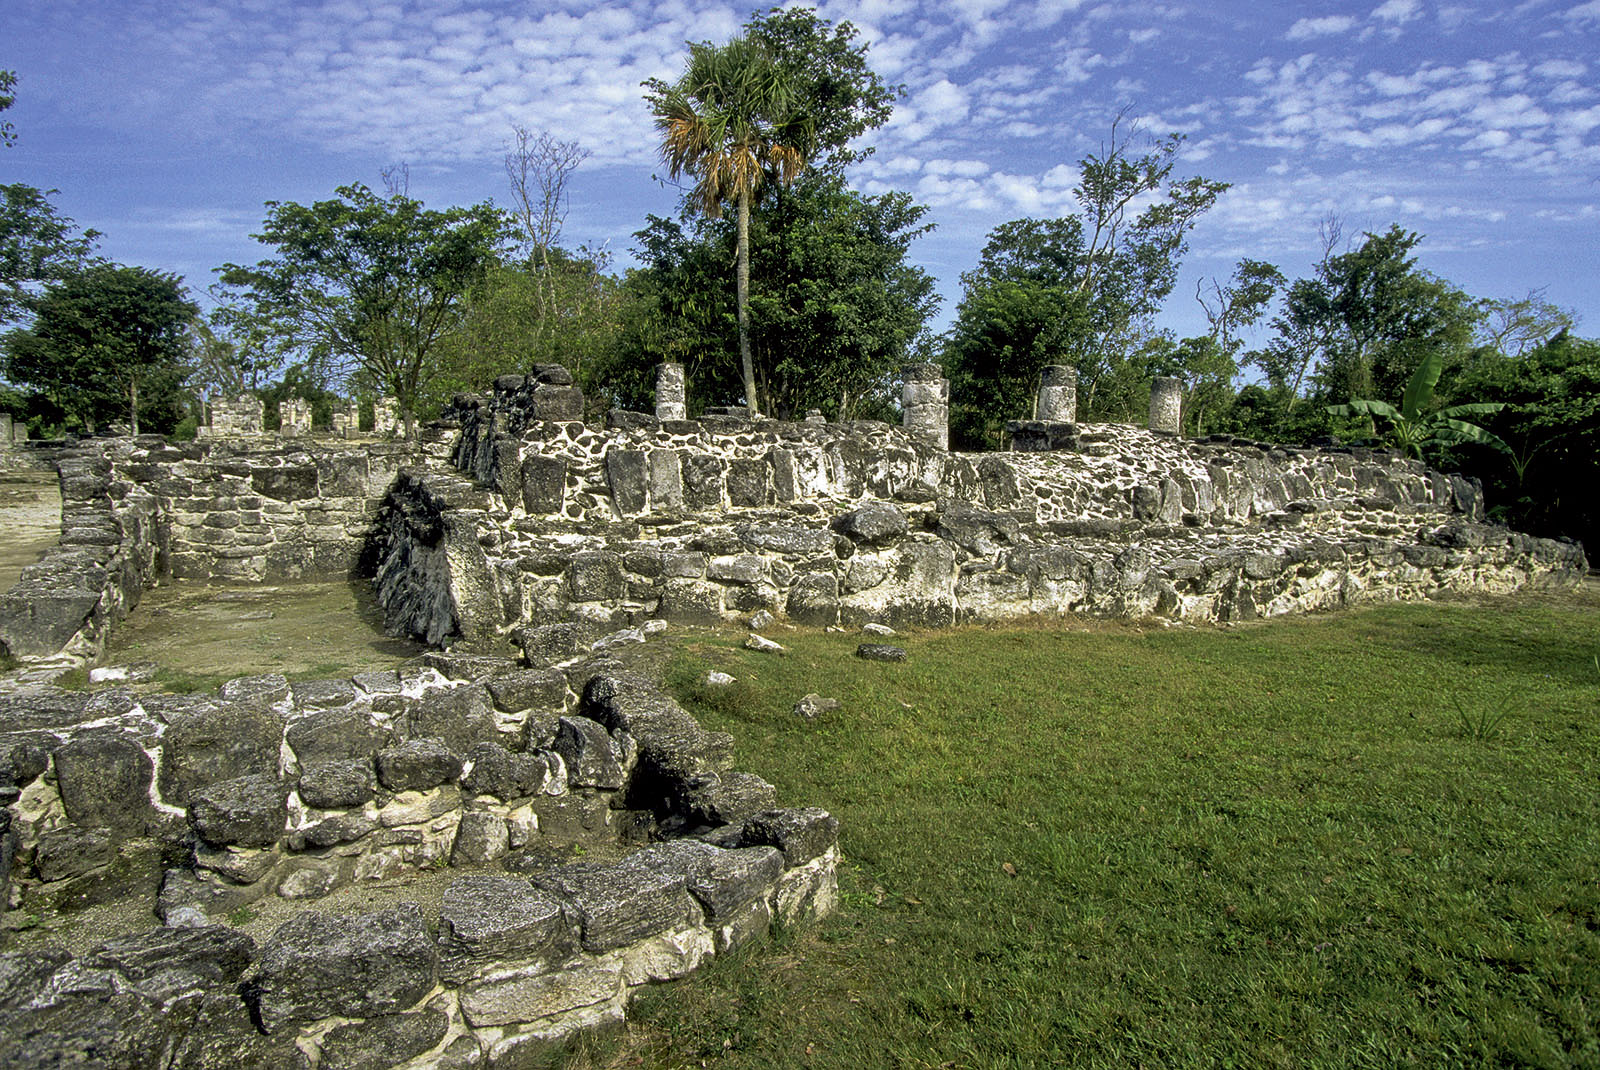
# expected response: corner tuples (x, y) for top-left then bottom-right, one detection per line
(556, 593), (1600, 1070)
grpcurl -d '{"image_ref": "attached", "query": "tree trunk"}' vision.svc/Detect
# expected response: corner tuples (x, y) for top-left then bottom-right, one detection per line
(736, 191), (759, 418)
(130, 377), (139, 437)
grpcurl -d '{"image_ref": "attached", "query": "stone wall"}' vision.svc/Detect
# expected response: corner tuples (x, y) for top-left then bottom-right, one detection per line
(370, 384), (1587, 647)
(1, 436), (427, 664)
(0, 442), (162, 663)
(0, 649), (838, 1065)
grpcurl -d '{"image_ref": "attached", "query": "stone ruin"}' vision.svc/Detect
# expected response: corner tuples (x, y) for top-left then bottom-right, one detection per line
(0, 360), (1587, 1066)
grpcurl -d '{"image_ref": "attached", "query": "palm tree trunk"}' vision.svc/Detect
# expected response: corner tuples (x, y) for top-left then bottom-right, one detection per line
(736, 190), (759, 418)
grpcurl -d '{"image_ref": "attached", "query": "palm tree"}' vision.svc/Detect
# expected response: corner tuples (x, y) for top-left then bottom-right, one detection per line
(645, 36), (815, 418)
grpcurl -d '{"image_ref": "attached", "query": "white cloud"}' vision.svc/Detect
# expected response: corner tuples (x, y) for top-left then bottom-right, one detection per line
(1286, 15), (1358, 40)
(1372, 0), (1423, 21)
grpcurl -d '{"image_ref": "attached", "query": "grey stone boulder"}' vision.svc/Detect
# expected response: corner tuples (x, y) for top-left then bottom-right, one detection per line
(675, 842), (785, 925)
(288, 678), (361, 710)
(398, 685), (498, 754)
(682, 771), (778, 827)
(934, 500), (1020, 557)
(376, 739), (463, 792)
(736, 524), (834, 556)
(52, 730), (155, 834)
(552, 716), (625, 790)
(532, 846), (698, 952)
(189, 774), (289, 848)
(284, 703), (393, 764)
(33, 825), (117, 882)
(742, 807), (839, 867)
(297, 759), (377, 810)
(486, 668), (567, 713)
(436, 874), (573, 984)
(831, 501), (907, 545)
(451, 811), (509, 865)
(218, 673), (291, 710)
(166, 988), (313, 1069)
(315, 996), (451, 1070)
(856, 643), (907, 663)
(241, 903), (438, 1033)
(84, 924), (257, 1003)
(0, 986), (175, 1069)
(460, 742), (555, 801)
(158, 699), (286, 807)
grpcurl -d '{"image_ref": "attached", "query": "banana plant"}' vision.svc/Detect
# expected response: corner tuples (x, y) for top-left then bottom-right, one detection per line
(1327, 349), (1509, 459)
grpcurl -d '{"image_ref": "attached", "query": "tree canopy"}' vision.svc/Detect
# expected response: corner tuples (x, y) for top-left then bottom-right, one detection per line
(218, 183), (508, 431)
(1, 263), (195, 434)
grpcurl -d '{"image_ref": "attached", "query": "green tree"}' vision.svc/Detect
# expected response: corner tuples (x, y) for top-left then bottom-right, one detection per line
(217, 183), (508, 433)
(942, 123), (1226, 445)
(1260, 225), (1479, 406)
(1, 264), (196, 434)
(617, 172), (936, 420)
(1, 69), (16, 149)
(1, 185), (102, 326)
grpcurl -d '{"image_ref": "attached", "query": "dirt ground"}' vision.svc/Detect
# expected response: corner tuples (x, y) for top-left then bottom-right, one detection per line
(0, 469), (61, 592)
(103, 578), (426, 687)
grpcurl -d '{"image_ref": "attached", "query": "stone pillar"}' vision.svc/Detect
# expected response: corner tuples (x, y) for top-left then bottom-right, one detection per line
(0, 414), (12, 446)
(655, 362), (687, 421)
(804, 409), (825, 425)
(902, 362), (949, 451)
(373, 397), (399, 436)
(1036, 366), (1078, 423)
(331, 411), (350, 437)
(1148, 376), (1183, 435)
(281, 398), (312, 436)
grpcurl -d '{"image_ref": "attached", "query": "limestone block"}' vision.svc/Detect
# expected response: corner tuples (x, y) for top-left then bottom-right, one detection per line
(736, 523), (834, 556)
(532, 847), (698, 953)
(682, 454), (724, 508)
(649, 449), (684, 509)
(286, 706), (394, 766)
(297, 759), (377, 809)
(605, 450), (649, 516)
(707, 554), (767, 585)
(315, 996), (451, 1070)
(487, 668), (567, 714)
(771, 849), (839, 925)
(460, 962), (622, 1029)
(527, 792), (609, 844)
(290, 677), (361, 710)
(398, 685), (499, 754)
(832, 500), (908, 545)
(52, 730), (154, 834)
(786, 572), (840, 626)
(741, 807), (839, 867)
(242, 903), (438, 1033)
(437, 873), (572, 984)
(1148, 376), (1183, 434)
(158, 699), (286, 807)
(453, 810), (510, 864)
(726, 457), (771, 507)
(655, 362), (687, 421)
(189, 774), (289, 848)
(461, 742), (556, 801)
(519, 455), (566, 515)
(602, 925), (714, 986)
(552, 716), (625, 790)
(377, 739), (463, 792)
(569, 551), (625, 603)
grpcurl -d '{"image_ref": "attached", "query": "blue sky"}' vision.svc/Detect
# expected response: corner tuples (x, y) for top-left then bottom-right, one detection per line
(5, 0), (1598, 345)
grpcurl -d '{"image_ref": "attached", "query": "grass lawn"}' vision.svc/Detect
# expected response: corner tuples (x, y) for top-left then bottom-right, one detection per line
(558, 590), (1600, 1070)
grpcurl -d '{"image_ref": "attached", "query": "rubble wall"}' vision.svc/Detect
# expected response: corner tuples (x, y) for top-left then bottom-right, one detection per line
(0, 654), (838, 1065)
(370, 389), (1588, 647)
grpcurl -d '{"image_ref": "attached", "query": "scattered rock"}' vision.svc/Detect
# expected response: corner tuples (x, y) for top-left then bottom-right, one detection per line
(748, 610), (775, 631)
(744, 634), (785, 654)
(792, 693), (841, 719)
(705, 671), (736, 687)
(861, 622), (896, 637)
(855, 643), (908, 663)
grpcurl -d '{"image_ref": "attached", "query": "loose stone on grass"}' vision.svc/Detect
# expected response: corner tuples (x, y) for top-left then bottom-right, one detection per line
(855, 643), (908, 663)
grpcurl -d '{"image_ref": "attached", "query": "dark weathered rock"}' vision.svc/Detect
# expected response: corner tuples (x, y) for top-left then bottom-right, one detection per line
(286, 706), (393, 766)
(855, 643), (907, 663)
(786, 572), (840, 625)
(606, 451), (648, 516)
(552, 716), (625, 790)
(158, 699), (286, 807)
(452, 811), (509, 865)
(33, 825), (117, 881)
(725, 457), (770, 507)
(682, 770), (778, 827)
(298, 759), (377, 809)
(831, 500), (908, 545)
(486, 668), (566, 713)
(569, 551), (624, 603)
(526, 792), (610, 844)
(0, 987), (176, 1069)
(316, 997), (451, 1070)
(398, 685), (497, 754)
(241, 903), (438, 1033)
(514, 621), (584, 667)
(934, 500), (1020, 557)
(189, 774), (289, 848)
(289, 678), (361, 710)
(742, 807), (839, 867)
(167, 989), (312, 1069)
(532, 847), (697, 952)
(460, 742), (554, 801)
(737, 524), (834, 556)
(376, 739), (463, 792)
(436, 874), (572, 984)
(52, 730), (154, 834)
(85, 924), (257, 1002)
(218, 673), (291, 710)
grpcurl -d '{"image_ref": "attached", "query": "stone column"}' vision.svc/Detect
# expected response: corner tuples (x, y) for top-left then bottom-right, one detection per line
(902, 362), (949, 451)
(655, 362), (687, 421)
(1148, 376), (1183, 435)
(1036, 366), (1078, 422)
(374, 397), (399, 436)
(281, 398), (312, 436)
(0, 414), (12, 446)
